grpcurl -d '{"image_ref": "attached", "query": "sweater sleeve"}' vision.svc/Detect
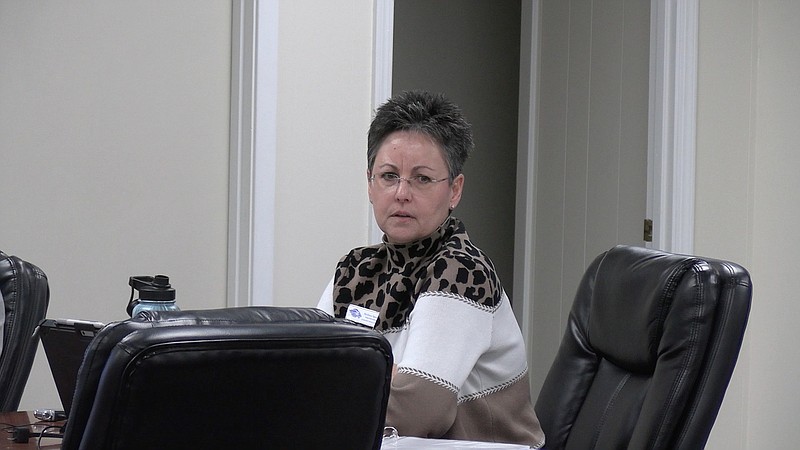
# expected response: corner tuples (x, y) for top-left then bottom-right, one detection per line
(315, 276), (334, 314)
(385, 291), (494, 437)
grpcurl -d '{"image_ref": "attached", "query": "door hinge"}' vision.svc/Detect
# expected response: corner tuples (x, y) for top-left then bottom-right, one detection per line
(643, 219), (653, 242)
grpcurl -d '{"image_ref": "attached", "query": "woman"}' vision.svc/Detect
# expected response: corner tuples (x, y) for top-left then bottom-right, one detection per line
(317, 91), (545, 448)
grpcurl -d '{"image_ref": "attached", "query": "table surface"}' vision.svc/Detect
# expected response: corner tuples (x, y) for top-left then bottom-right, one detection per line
(383, 436), (532, 449)
(0, 411), (63, 449)
(2, 411), (532, 449)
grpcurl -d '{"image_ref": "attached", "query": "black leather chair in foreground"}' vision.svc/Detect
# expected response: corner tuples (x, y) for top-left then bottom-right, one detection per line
(62, 307), (393, 450)
(535, 245), (752, 450)
(0, 250), (50, 412)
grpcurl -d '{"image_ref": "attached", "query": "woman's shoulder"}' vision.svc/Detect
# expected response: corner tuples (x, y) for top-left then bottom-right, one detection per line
(437, 226), (498, 272)
(420, 238), (502, 308)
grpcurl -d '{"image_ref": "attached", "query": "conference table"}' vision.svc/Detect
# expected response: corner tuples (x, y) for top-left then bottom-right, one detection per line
(1, 411), (530, 449)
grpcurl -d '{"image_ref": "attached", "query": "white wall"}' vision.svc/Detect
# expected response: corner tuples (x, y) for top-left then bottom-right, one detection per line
(1, 1), (232, 410)
(695, 0), (800, 448)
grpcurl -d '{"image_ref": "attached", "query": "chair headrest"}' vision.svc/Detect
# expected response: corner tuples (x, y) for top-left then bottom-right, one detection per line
(133, 305), (333, 325)
(588, 245), (701, 373)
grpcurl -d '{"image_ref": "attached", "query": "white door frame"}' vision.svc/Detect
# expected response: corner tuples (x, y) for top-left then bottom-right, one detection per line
(647, 0), (698, 255)
(513, 0), (541, 327)
(370, 0), (395, 244)
(227, 0), (279, 307)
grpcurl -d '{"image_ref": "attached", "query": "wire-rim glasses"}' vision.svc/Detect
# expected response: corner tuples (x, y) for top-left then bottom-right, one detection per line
(369, 172), (449, 191)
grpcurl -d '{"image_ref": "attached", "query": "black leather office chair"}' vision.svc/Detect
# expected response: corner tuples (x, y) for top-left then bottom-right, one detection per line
(62, 306), (393, 450)
(535, 245), (752, 450)
(0, 251), (50, 412)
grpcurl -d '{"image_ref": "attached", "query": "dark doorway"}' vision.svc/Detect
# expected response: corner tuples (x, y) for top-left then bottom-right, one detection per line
(392, 0), (522, 299)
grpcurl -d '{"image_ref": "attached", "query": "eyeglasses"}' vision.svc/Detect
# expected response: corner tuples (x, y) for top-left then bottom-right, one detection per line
(369, 172), (449, 191)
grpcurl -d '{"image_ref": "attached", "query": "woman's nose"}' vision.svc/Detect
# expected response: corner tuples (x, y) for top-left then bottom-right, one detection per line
(394, 179), (412, 201)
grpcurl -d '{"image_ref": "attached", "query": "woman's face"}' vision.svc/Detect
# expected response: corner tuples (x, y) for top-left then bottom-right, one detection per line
(368, 130), (463, 244)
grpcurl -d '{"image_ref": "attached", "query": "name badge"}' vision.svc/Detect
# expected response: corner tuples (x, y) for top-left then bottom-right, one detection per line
(346, 304), (379, 328)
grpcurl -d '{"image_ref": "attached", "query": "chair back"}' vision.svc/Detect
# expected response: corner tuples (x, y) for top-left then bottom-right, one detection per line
(535, 245), (752, 449)
(0, 251), (49, 412)
(62, 306), (393, 450)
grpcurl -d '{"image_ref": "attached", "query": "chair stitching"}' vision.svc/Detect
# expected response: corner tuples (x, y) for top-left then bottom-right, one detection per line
(674, 261), (737, 447)
(649, 265), (705, 448)
(587, 250), (613, 345)
(589, 372), (630, 449)
(651, 259), (699, 359)
(2, 254), (19, 343)
(1, 254), (20, 365)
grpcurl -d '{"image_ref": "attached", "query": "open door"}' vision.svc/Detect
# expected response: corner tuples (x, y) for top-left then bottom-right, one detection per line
(370, 0), (697, 399)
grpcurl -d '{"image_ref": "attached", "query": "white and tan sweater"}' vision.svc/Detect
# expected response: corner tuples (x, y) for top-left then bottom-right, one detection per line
(318, 217), (545, 448)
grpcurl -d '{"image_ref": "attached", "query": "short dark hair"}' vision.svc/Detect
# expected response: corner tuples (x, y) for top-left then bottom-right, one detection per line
(367, 91), (474, 181)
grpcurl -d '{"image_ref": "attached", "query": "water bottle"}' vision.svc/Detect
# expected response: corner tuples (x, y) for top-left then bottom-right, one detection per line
(126, 275), (179, 317)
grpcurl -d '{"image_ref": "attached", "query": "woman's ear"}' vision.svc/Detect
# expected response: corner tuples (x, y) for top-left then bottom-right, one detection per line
(449, 174), (464, 210)
(367, 170), (374, 204)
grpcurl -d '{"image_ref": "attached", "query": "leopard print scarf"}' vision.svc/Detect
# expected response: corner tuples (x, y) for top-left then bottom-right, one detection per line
(332, 216), (502, 331)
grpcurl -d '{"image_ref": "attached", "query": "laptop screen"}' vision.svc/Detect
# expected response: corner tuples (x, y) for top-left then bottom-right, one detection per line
(38, 318), (104, 415)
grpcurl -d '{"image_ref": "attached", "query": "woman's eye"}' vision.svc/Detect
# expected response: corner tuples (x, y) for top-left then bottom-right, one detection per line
(381, 173), (400, 181)
(415, 176), (433, 184)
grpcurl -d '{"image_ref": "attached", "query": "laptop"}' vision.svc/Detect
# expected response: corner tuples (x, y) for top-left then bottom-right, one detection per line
(38, 318), (105, 416)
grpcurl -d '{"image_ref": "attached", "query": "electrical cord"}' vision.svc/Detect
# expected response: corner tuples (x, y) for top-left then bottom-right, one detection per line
(36, 424), (65, 449)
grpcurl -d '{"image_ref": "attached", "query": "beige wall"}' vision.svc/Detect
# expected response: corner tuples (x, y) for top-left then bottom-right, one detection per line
(2, 0), (376, 411)
(695, 1), (756, 448)
(2, 0), (376, 410)
(1, 1), (233, 410)
(697, 0), (800, 448)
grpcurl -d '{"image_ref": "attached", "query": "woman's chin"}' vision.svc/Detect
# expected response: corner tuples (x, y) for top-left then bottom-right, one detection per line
(384, 227), (419, 245)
